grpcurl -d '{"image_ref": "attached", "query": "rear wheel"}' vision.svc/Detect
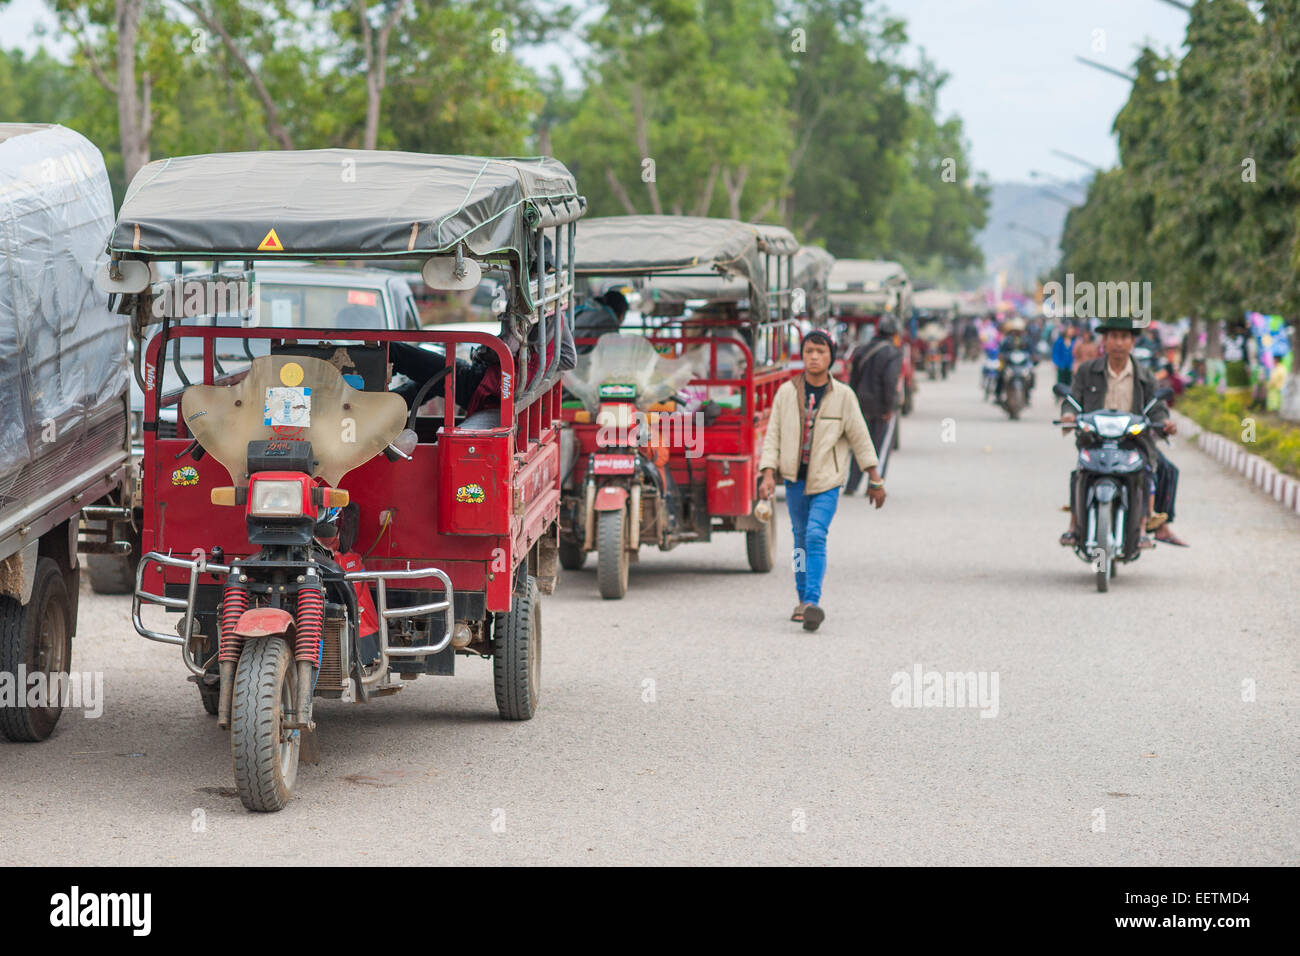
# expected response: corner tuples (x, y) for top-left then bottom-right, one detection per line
(558, 536), (586, 571)
(745, 501), (777, 573)
(596, 508), (629, 600)
(231, 636), (299, 812)
(494, 575), (540, 720)
(0, 558), (72, 742)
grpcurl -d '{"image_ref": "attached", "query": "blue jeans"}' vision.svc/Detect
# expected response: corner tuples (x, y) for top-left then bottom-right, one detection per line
(784, 479), (840, 605)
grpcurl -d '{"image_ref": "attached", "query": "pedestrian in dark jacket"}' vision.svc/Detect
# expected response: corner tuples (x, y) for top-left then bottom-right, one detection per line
(846, 316), (902, 489)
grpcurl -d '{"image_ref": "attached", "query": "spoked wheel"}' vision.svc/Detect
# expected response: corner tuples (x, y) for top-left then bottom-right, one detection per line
(0, 558), (72, 742)
(558, 536), (586, 571)
(494, 575), (541, 720)
(745, 501), (778, 573)
(596, 508), (629, 600)
(231, 637), (299, 812)
(1094, 501), (1112, 593)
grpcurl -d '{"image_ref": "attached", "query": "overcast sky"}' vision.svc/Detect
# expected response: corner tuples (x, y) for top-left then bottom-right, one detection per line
(1, 0), (1193, 183)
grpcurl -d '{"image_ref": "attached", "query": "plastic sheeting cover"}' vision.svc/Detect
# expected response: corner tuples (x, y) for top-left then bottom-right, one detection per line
(0, 124), (126, 485)
(562, 333), (697, 414)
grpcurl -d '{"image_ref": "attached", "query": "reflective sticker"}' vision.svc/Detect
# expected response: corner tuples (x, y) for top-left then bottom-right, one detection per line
(265, 386), (311, 428)
(347, 289), (378, 306)
(456, 483), (485, 504)
(172, 466), (199, 486)
(258, 228), (284, 252)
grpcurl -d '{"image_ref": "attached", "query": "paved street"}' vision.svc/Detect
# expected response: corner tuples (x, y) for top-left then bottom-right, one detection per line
(2, 361), (1296, 866)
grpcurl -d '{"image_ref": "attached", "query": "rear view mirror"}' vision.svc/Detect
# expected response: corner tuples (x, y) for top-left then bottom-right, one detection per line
(1052, 383), (1072, 399)
(422, 255), (481, 292)
(95, 259), (150, 294)
(1153, 387), (1174, 403)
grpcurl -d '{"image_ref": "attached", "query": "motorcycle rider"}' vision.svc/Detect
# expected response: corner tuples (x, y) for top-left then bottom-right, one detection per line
(1058, 317), (1183, 548)
(995, 317), (1035, 403)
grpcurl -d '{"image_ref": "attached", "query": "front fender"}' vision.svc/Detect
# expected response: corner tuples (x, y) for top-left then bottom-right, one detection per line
(233, 607), (295, 639)
(594, 485), (629, 512)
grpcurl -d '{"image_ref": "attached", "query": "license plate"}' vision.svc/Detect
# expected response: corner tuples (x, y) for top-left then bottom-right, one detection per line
(592, 454), (637, 475)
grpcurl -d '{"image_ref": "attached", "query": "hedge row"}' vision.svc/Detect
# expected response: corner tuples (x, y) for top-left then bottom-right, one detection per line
(1177, 386), (1300, 479)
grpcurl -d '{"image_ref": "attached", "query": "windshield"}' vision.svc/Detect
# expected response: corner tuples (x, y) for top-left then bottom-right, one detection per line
(563, 333), (697, 413)
(179, 355), (407, 486)
(258, 283), (389, 329)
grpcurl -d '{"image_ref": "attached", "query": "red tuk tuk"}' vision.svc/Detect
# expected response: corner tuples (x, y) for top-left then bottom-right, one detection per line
(100, 150), (584, 810)
(913, 289), (960, 380)
(556, 216), (799, 599)
(829, 259), (915, 414)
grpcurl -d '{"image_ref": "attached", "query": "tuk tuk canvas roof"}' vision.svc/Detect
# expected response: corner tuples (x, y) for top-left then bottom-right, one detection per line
(574, 215), (779, 313)
(793, 245), (834, 290)
(0, 124), (126, 482)
(109, 150), (583, 261)
(829, 259), (909, 291)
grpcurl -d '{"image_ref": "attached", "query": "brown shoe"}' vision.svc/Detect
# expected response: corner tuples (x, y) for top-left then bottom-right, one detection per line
(791, 602), (808, 622)
(802, 605), (825, 632)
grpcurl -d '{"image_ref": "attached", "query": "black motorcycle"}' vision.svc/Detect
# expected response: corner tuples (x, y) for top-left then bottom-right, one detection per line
(998, 348), (1035, 419)
(1053, 383), (1173, 592)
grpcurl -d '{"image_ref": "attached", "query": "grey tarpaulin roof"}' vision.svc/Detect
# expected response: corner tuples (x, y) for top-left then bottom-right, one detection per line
(793, 245), (835, 319)
(109, 150), (584, 262)
(575, 216), (796, 315)
(0, 124), (127, 483)
(829, 258), (911, 314)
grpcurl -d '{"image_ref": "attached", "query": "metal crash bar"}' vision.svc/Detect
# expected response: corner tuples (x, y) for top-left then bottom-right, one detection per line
(133, 551), (455, 680)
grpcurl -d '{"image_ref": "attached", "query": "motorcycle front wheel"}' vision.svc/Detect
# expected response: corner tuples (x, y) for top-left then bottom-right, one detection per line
(1094, 500), (1112, 593)
(232, 636), (300, 812)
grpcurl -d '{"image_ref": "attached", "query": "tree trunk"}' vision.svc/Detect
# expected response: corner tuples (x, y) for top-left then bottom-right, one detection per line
(115, 0), (149, 182)
(358, 0), (408, 150)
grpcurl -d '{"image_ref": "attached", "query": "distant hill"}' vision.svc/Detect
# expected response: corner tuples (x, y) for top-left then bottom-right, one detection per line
(977, 179), (1087, 292)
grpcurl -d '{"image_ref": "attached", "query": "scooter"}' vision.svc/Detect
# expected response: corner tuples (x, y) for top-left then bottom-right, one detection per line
(998, 349), (1035, 419)
(1053, 383), (1173, 592)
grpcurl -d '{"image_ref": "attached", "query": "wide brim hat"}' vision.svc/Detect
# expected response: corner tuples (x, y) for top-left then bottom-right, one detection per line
(1096, 317), (1144, 333)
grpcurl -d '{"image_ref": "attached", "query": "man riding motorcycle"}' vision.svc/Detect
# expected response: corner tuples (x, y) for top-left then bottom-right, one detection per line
(995, 317), (1035, 404)
(1058, 317), (1186, 548)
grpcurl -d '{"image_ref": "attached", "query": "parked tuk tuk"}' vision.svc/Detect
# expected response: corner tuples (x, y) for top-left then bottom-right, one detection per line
(558, 216), (798, 599)
(792, 245), (834, 327)
(829, 259), (915, 414)
(0, 125), (134, 742)
(100, 149), (583, 810)
(913, 288), (960, 380)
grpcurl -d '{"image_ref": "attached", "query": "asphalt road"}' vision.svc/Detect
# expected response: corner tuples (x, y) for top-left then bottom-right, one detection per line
(2, 361), (1296, 865)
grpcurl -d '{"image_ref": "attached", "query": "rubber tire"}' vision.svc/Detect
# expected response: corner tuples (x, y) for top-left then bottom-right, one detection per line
(231, 636), (299, 812)
(558, 536), (586, 571)
(198, 674), (220, 716)
(745, 502), (777, 573)
(1007, 381), (1023, 420)
(494, 575), (541, 721)
(0, 558), (73, 742)
(596, 508), (629, 600)
(1095, 501), (1111, 593)
(87, 524), (139, 595)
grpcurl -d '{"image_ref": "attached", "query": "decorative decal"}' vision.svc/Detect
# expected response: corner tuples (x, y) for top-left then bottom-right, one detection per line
(265, 386), (311, 428)
(279, 361), (305, 387)
(172, 466), (199, 486)
(258, 228), (284, 252)
(456, 483), (485, 504)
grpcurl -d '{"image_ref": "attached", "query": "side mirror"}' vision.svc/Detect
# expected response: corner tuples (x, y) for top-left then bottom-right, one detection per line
(1052, 383), (1072, 399)
(1153, 387), (1174, 403)
(422, 254), (481, 291)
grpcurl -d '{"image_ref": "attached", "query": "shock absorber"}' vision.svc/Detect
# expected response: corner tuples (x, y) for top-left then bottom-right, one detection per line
(216, 575), (249, 729)
(293, 570), (324, 728)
